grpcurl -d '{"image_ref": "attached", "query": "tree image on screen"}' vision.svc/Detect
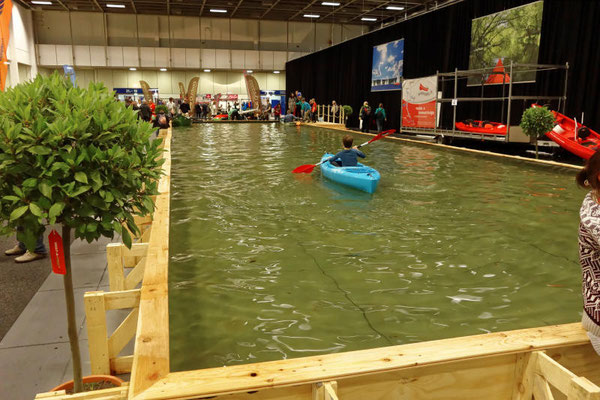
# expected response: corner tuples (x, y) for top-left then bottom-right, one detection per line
(468, 1), (543, 85)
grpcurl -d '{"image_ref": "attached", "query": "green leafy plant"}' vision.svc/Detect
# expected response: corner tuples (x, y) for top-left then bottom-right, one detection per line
(172, 115), (192, 127)
(155, 104), (168, 115)
(342, 105), (353, 117)
(0, 72), (163, 392)
(520, 105), (555, 158)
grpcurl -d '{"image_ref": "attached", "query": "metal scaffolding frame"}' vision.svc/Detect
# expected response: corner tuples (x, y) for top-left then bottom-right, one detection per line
(400, 62), (569, 144)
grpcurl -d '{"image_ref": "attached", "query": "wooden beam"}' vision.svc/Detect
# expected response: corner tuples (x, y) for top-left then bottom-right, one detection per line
(346, 0), (395, 23)
(230, 0), (244, 17)
(533, 375), (555, 400)
(199, 0), (207, 16)
(312, 381), (338, 400)
(568, 377), (600, 400)
(511, 352), (535, 400)
(139, 323), (590, 399)
(55, 0), (69, 11)
(288, 0), (320, 20)
(130, 0), (137, 14)
(90, 0), (103, 12)
(260, 0), (281, 18)
(536, 351), (578, 395)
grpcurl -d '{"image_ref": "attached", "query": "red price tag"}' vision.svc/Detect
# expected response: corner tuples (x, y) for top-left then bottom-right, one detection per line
(48, 230), (66, 275)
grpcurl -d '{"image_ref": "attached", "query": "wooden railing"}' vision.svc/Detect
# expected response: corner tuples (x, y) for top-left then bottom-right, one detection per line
(84, 289), (140, 376)
(106, 243), (148, 292)
(316, 104), (345, 124)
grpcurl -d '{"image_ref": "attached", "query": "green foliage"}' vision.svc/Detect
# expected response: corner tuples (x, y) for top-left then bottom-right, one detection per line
(172, 115), (192, 127)
(342, 105), (353, 117)
(155, 104), (168, 115)
(520, 106), (555, 138)
(0, 72), (164, 250)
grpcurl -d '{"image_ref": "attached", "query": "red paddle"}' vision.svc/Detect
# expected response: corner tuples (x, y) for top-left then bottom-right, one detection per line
(292, 129), (396, 174)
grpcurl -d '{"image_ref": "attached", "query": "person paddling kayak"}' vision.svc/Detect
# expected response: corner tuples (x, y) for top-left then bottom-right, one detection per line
(329, 135), (366, 167)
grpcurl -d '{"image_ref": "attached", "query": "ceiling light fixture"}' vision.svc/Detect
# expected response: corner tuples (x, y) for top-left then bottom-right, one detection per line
(210, 8), (227, 13)
(303, 14), (320, 18)
(321, 2), (340, 5)
(273, 71), (280, 74)
(386, 5), (405, 10)
(246, 70), (253, 73)
(361, 17), (377, 21)
(160, 68), (167, 71)
(204, 69), (211, 72)
(106, 4), (126, 8)
(129, 67), (137, 71)
(31, 1), (53, 5)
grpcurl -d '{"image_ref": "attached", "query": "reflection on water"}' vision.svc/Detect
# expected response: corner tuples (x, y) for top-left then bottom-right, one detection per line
(169, 123), (582, 371)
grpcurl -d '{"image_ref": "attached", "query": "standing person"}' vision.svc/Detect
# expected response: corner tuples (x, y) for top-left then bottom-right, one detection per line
(166, 97), (176, 117)
(374, 103), (387, 133)
(4, 230), (47, 263)
(139, 100), (152, 122)
(331, 100), (339, 122)
(310, 98), (318, 122)
(180, 100), (191, 116)
(288, 93), (296, 120)
(576, 151), (600, 355)
(359, 101), (372, 133)
(274, 103), (281, 121)
(211, 101), (217, 117)
(194, 102), (202, 119)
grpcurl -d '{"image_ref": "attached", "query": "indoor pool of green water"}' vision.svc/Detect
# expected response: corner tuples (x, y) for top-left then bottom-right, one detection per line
(169, 123), (583, 372)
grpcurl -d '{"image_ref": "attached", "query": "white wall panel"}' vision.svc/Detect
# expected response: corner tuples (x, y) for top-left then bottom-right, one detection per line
(112, 70), (128, 87)
(127, 71), (143, 88)
(73, 46), (91, 66)
(259, 20), (286, 51)
(213, 71), (228, 94)
(171, 48), (186, 68)
(90, 46), (106, 66)
(140, 47), (156, 67)
(55, 45), (73, 65)
(37, 44), (57, 65)
(33, 11), (71, 45)
(155, 48), (169, 67)
(97, 70), (114, 90)
(122, 47), (139, 67)
(157, 71), (172, 94)
(171, 71), (186, 96)
(215, 50), (230, 69)
(201, 49), (216, 69)
(289, 22), (314, 52)
(141, 71), (158, 88)
(245, 50), (259, 69)
(138, 15), (160, 47)
(71, 12), (105, 46)
(260, 51), (274, 70)
(231, 50), (245, 69)
(274, 51), (286, 70)
(107, 14), (137, 46)
(185, 48), (201, 68)
(107, 47), (124, 67)
(230, 19), (258, 50)
(253, 73), (267, 91)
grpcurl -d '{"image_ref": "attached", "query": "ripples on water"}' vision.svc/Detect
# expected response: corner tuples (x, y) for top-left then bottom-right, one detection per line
(169, 123), (582, 371)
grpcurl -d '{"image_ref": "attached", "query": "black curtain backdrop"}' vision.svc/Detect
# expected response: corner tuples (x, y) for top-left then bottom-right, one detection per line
(286, 0), (600, 132)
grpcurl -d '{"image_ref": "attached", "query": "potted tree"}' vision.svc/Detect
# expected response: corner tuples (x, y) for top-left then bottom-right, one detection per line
(342, 105), (353, 128)
(520, 105), (556, 159)
(0, 72), (163, 392)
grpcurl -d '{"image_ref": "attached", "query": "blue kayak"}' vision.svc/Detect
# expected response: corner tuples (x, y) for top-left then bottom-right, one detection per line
(320, 153), (381, 193)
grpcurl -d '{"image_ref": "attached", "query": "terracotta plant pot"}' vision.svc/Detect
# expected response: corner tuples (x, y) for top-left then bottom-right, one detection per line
(51, 375), (124, 392)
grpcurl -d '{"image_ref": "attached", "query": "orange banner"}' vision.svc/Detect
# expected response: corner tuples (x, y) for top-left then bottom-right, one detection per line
(0, 0), (13, 91)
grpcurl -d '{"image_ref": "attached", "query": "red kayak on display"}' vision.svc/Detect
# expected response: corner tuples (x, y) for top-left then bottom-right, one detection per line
(455, 120), (507, 135)
(540, 106), (600, 160)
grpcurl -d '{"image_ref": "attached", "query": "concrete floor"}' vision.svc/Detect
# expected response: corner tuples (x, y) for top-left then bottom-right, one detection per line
(0, 234), (127, 400)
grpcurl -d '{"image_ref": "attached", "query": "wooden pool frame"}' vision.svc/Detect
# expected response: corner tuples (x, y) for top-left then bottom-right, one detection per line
(40, 125), (600, 400)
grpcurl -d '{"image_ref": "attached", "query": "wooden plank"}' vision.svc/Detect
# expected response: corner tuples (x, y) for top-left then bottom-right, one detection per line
(512, 352), (535, 400)
(128, 127), (171, 399)
(107, 243), (125, 292)
(35, 390), (67, 398)
(122, 243), (150, 258)
(537, 351), (578, 395)
(84, 291), (110, 375)
(568, 377), (600, 400)
(137, 323), (589, 400)
(534, 375), (555, 400)
(547, 344), (600, 387)
(36, 384), (129, 400)
(108, 307), (139, 358)
(125, 257), (146, 290)
(312, 381), (337, 400)
(112, 355), (134, 374)
(104, 289), (141, 310)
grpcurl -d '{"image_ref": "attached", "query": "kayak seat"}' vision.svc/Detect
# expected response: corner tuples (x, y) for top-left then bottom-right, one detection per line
(580, 141), (597, 148)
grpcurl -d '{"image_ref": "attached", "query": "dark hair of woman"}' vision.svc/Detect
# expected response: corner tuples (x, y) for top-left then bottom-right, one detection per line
(576, 151), (600, 190)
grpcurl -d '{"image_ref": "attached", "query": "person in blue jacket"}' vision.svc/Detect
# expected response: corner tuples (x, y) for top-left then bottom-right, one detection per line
(329, 135), (366, 167)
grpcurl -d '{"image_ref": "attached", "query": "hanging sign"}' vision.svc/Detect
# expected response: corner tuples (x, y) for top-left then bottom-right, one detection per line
(48, 230), (66, 275)
(401, 75), (437, 128)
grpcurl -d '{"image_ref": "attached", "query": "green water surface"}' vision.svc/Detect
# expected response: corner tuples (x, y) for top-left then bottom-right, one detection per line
(169, 123), (583, 372)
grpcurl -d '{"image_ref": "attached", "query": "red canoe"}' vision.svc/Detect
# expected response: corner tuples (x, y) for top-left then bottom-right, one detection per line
(542, 108), (600, 160)
(455, 120), (507, 135)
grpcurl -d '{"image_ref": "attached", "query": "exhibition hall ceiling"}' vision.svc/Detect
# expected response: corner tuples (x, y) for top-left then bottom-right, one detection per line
(21, 0), (461, 24)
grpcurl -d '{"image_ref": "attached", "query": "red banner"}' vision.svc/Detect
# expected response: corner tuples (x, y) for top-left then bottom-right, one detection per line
(48, 230), (66, 275)
(0, 0), (13, 91)
(401, 75), (437, 128)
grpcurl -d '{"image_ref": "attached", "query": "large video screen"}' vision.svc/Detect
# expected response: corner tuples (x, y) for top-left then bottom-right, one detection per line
(468, 1), (544, 85)
(371, 38), (404, 92)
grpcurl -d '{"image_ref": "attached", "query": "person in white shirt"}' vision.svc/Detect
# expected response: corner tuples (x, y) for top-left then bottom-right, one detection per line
(166, 97), (176, 117)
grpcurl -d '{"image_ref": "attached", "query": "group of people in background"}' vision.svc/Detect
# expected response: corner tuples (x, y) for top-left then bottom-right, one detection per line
(359, 101), (387, 133)
(288, 91), (319, 123)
